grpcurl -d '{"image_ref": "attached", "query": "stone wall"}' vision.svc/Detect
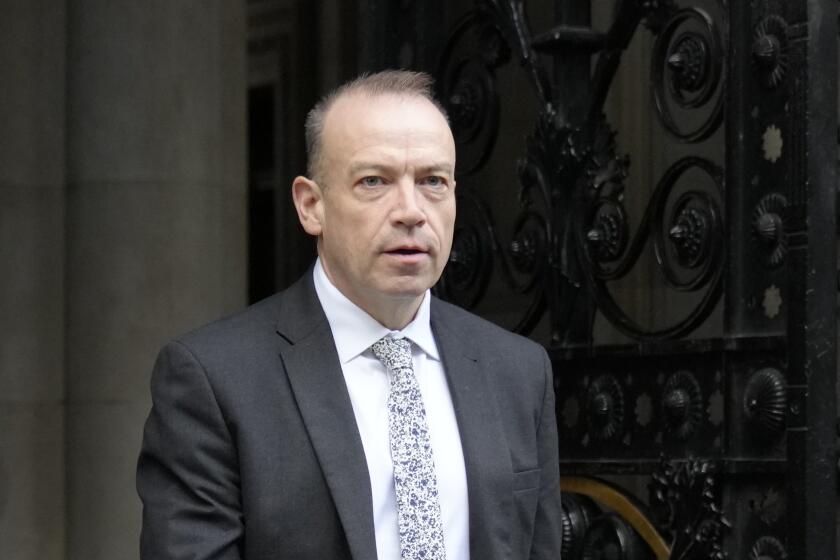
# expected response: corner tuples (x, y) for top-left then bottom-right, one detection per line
(0, 1), (247, 558)
(0, 1), (67, 557)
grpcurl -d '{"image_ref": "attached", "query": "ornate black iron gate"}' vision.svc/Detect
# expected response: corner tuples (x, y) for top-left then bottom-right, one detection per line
(399, 0), (839, 558)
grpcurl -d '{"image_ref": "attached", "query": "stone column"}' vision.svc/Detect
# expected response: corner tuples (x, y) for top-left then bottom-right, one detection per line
(64, 1), (247, 558)
(0, 1), (67, 558)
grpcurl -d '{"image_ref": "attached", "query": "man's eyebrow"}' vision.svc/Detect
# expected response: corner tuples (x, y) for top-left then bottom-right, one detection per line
(348, 162), (396, 175)
(415, 163), (455, 175)
(347, 161), (455, 175)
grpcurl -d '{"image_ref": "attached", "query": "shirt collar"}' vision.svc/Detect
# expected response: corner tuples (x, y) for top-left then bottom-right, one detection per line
(312, 258), (440, 364)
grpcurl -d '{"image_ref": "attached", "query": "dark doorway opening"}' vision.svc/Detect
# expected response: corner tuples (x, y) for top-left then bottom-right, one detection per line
(248, 84), (278, 303)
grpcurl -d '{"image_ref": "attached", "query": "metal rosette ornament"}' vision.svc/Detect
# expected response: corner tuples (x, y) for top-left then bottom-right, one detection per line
(652, 158), (724, 294)
(751, 193), (789, 269)
(751, 15), (790, 89)
(661, 370), (704, 441)
(576, 118), (630, 282)
(651, 6), (725, 142)
(586, 375), (625, 441)
(743, 367), (787, 442)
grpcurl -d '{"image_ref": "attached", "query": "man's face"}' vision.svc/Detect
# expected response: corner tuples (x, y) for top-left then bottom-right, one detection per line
(298, 93), (456, 319)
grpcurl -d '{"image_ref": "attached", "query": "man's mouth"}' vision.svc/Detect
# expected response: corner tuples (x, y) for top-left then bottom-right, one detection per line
(383, 245), (430, 263)
(390, 248), (425, 255)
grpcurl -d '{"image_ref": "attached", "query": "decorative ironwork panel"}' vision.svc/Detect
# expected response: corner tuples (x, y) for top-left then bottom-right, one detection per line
(413, 0), (837, 558)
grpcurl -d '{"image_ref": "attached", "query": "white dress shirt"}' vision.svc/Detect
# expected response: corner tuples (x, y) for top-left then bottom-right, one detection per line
(313, 259), (470, 560)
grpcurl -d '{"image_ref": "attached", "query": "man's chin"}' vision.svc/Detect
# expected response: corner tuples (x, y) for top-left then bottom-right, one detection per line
(376, 281), (433, 301)
(381, 287), (429, 300)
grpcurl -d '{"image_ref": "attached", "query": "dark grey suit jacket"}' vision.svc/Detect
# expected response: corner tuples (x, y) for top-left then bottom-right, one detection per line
(137, 272), (562, 559)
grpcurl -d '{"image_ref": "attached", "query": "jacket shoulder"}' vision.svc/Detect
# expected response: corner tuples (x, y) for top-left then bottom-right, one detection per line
(174, 270), (322, 353)
(176, 291), (285, 351)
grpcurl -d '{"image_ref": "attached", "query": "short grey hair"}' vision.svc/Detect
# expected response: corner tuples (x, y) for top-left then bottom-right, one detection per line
(304, 69), (450, 182)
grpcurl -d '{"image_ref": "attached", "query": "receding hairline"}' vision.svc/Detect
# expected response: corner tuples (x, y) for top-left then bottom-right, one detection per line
(322, 89), (451, 136)
(304, 70), (450, 182)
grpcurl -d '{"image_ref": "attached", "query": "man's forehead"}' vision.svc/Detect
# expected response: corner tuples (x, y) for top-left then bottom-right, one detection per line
(324, 91), (449, 133)
(345, 128), (454, 152)
(320, 92), (455, 163)
(347, 151), (455, 173)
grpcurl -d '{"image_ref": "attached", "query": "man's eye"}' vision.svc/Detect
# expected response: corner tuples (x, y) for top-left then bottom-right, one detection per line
(421, 176), (445, 188)
(361, 176), (383, 187)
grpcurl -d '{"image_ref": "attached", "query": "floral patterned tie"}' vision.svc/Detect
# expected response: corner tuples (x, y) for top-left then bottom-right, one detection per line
(371, 336), (447, 560)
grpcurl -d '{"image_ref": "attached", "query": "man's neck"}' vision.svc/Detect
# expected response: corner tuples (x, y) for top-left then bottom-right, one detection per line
(366, 299), (423, 331)
(316, 258), (425, 330)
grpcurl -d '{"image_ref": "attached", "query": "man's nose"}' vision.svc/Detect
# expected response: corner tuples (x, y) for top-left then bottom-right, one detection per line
(391, 180), (426, 226)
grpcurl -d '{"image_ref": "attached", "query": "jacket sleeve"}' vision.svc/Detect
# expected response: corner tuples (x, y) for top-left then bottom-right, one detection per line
(137, 340), (244, 559)
(529, 348), (564, 559)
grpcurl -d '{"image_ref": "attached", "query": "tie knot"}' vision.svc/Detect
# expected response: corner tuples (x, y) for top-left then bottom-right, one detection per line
(370, 336), (413, 372)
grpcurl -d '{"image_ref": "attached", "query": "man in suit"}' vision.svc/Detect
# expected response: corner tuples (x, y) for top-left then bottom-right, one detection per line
(137, 70), (562, 559)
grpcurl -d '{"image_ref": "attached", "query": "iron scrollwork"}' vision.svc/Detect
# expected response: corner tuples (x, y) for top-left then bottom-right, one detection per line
(437, 10), (510, 176)
(437, 182), (549, 324)
(428, 0), (831, 558)
(439, 190), (496, 308)
(577, 155), (724, 340)
(436, 0), (727, 342)
(651, 7), (725, 142)
(435, 2), (554, 334)
(649, 457), (730, 560)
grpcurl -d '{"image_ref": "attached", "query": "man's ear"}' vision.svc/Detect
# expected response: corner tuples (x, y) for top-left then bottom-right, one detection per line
(292, 175), (324, 236)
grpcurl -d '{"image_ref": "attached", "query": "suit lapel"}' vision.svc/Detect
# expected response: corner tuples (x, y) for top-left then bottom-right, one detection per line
(276, 275), (377, 560)
(432, 301), (513, 560)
